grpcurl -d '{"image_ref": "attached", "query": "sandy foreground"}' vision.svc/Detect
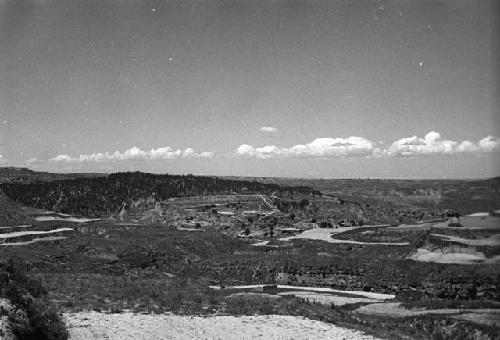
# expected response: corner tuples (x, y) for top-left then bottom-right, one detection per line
(64, 312), (381, 340)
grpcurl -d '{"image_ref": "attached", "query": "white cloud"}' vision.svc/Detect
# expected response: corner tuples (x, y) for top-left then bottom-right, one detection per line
(50, 154), (73, 162)
(237, 136), (376, 159)
(49, 146), (214, 163)
(259, 126), (278, 133)
(387, 131), (457, 156)
(0, 155), (6, 164)
(199, 151), (215, 158)
(388, 132), (499, 157)
(478, 136), (499, 152)
(26, 158), (39, 163)
(237, 132), (500, 159)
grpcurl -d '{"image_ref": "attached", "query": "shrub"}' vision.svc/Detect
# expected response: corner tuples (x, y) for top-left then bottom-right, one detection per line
(0, 259), (69, 340)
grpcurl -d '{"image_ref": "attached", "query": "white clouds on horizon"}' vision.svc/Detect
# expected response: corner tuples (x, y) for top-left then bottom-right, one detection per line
(386, 132), (499, 157)
(49, 146), (214, 163)
(237, 136), (377, 159)
(236, 132), (499, 159)
(33, 132), (500, 164)
(259, 126), (278, 133)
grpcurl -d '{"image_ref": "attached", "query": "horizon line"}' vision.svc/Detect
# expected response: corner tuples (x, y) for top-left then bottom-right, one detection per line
(0, 166), (497, 182)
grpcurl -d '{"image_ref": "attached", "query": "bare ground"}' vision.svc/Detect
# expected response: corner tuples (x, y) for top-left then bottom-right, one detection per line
(64, 312), (382, 340)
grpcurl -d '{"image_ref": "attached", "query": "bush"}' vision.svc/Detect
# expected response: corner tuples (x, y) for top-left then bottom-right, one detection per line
(0, 259), (69, 340)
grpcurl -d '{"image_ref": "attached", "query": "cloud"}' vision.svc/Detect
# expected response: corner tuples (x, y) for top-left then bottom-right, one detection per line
(50, 154), (74, 162)
(49, 146), (214, 163)
(26, 158), (39, 164)
(478, 136), (500, 152)
(387, 131), (457, 156)
(387, 132), (499, 157)
(237, 132), (500, 159)
(0, 155), (6, 164)
(237, 136), (376, 159)
(259, 126), (278, 133)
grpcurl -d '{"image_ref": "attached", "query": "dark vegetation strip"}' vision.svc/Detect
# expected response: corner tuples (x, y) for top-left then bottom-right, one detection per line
(1, 172), (321, 217)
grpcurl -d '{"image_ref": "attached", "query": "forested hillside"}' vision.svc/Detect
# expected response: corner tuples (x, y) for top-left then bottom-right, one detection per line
(1, 172), (320, 217)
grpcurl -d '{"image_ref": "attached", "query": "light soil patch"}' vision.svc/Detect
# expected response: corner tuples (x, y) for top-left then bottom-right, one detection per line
(251, 240), (270, 246)
(467, 212), (490, 217)
(113, 223), (143, 226)
(250, 240), (281, 248)
(64, 312), (381, 340)
(1, 236), (66, 246)
(278, 291), (376, 306)
(279, 228), (356, 243)
(34, 216), (100, 223)
(355, 302), (500, 319)
(176, 227), (204, 231)
(409, 248), (500, 265)
(0, 227), (73, 239)
(0, 225), (31, 230)
(387, 223), (433, 231)
(409, 248), (484, 264)
(433, 216), (500, 230)
(453, 313), (500, 327)
(38, 212), (72, 217)
(224, 285), (395, 300)
(431, 233), (500, 246)
(227, 292), (282, 299)
(327, 238), (409, 246)
(279, 228), (409, 246)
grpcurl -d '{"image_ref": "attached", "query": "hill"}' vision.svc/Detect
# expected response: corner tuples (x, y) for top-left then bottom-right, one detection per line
(0, 172), (320, 217)
(0, 167), (104, 184)
(226, 177), (500, 215)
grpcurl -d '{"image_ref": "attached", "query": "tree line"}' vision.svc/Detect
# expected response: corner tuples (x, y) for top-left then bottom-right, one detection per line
(1, 172), (321, 217)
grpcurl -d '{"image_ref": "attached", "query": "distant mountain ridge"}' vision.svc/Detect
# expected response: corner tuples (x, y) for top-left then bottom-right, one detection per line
(0, 167), (105, 184)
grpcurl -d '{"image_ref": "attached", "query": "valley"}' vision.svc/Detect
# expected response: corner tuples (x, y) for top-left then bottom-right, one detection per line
(0, 169), (499, 339)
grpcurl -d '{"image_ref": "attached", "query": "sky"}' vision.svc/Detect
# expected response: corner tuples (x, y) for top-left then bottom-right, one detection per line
(0, 0), (499, 179)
